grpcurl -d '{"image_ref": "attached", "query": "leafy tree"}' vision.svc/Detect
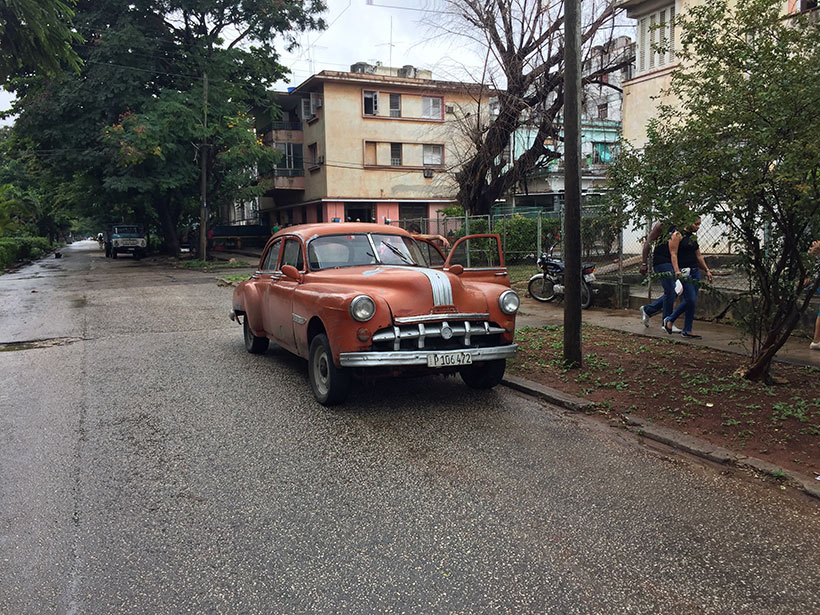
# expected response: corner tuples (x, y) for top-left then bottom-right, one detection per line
(5, 0), (325, 254)
(0, 0), (83, 81)
(608, 0), (820, 382)
(429, 0), (628, 214)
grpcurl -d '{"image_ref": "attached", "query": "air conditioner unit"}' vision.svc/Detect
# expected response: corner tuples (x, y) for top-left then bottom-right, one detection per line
(423, 168), (434, 178)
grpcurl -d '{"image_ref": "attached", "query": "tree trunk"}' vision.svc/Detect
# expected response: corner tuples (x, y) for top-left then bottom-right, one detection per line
(737, 308), (802, 382)
(156, 193), (180, 256)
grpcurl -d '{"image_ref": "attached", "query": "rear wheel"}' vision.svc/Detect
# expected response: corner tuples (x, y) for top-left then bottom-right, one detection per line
(460, 359), (506, 390)
(528, 275), (556, 302)
(243, 316), (269, 354)
(308, 333), (351, 406)
(581, 281), (592, 309)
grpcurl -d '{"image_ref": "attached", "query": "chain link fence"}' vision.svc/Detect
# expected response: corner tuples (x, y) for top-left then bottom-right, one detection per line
(393, 209), (747, 297)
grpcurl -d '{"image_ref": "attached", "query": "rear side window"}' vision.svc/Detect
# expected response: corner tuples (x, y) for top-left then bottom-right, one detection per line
(261, 240), (281, 271)
(281, 238), (304, 270)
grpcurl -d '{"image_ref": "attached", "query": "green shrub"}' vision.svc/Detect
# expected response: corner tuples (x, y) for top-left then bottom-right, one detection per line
(0, 237), (52, 270)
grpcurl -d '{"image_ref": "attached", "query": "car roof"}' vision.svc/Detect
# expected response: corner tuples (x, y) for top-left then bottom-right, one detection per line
(272, 222), (413, 242)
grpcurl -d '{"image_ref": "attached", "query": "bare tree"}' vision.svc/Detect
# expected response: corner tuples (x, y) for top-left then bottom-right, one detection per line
(429, 0), (630, 214)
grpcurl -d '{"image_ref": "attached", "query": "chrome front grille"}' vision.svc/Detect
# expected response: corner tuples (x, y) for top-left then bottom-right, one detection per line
(372, 321), (506, 351)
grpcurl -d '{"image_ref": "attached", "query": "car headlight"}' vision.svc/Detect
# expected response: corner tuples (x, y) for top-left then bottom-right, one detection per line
(349, 295), (376, 322)
(498, 290), (520, 315)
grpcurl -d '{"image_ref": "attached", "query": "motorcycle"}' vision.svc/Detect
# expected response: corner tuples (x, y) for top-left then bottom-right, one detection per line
(527, 241), (596, 309)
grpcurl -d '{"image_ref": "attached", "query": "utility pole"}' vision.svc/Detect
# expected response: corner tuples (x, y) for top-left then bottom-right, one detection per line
(199, 72), (209, 260)
(563, 0), (583, 368)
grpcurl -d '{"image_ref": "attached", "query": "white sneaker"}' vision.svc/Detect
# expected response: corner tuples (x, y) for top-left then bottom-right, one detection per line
(662, 323), (682, 334)
(811, 341), (820, 351)
(640, 306), (650, 327)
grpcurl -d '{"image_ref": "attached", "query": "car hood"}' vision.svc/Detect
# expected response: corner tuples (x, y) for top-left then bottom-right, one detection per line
(310, 265), (491, 318)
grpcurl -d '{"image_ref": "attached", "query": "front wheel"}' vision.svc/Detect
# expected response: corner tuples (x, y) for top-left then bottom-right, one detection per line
(308, 333), (351, 406)
(243, 315), (269, 354)
(528, 275), (556, 302)
(460, 359), (506, 390)
(581, 281), (592, 309)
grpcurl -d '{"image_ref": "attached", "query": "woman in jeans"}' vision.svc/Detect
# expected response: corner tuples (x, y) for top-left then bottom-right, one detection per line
(660, 217), (713, 338)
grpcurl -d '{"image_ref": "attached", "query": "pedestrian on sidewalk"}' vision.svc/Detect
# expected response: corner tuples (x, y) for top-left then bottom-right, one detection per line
(661, 217), (713, 338)
(638, 220), (682, 333)
(807, 240), (820, 351)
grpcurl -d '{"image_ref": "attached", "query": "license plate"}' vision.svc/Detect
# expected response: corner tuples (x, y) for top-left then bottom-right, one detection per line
(584, 273), (596, 282)
(427, 351), (473, 368)
(120, 239), (138, 246)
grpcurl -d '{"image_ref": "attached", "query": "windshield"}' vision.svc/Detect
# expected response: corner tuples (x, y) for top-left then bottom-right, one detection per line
(307, 233), (428, 270)
(112, 225), (140, 235)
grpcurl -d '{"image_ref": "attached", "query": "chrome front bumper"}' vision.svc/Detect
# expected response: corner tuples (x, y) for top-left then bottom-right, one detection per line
(339, 344), (518, 367)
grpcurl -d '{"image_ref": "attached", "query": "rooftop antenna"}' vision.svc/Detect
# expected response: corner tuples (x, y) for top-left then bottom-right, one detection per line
(376, 16), (402, 68)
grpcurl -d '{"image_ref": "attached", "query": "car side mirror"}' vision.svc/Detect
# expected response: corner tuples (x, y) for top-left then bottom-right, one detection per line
(447, 264), (464, 275)
(281, 265), (302, 282)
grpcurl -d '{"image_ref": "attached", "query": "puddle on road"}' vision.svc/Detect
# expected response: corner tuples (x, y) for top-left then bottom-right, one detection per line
(0, 337), (83, 352)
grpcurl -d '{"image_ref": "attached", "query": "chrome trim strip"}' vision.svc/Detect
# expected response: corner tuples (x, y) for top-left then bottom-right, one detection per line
(394, 313), (489, 324)
(339, 344), (518, 367)
(371, 321), (507, 346)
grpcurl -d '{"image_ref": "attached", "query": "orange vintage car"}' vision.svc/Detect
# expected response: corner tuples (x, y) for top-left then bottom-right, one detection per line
(230, 222), (519, 405)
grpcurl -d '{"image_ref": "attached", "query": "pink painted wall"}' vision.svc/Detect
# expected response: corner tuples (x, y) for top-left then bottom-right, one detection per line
(376, 202), (401, 225)
(324, 201), (346, 222)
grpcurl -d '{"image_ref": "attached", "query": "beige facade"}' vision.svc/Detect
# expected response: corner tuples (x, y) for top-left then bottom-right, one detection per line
(618, 0), (816, 147)
(617, 0), (690, 148)
(257, 65), (490, 228)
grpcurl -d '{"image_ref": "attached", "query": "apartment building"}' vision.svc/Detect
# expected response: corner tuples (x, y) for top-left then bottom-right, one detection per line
(255, 63), (491, 228)
(509, 36), (634, 212)
(618, 0), (818, 147)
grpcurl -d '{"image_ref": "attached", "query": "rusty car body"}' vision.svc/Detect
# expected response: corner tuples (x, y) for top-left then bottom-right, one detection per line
(230, 222), (519, 405)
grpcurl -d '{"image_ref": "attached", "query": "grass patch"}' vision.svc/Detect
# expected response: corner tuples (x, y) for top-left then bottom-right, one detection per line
(183, 259), (251, 270)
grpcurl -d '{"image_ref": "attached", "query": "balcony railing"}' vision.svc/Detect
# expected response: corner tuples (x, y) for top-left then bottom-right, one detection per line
(273, 166), (305, 177)
(270, 121), (303, 131)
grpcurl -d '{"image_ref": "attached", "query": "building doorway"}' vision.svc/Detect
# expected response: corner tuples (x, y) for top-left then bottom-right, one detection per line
(345, 203), (374, 223)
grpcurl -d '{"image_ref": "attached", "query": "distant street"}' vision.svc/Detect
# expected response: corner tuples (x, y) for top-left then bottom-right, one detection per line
(1, 240), (819, 615)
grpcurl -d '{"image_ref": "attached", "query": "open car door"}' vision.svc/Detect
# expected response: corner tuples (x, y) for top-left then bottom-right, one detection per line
(444, 234), (510, 287)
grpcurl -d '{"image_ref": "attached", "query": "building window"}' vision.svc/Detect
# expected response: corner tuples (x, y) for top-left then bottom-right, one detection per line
(637, 4), (676, 75)
(389, 93), (401, 117)
(301, 98), (312, 120)
(308, 142), (318, 166)
(597, 103), (608, 120)
(422, 96), (443, 119)
(423, 144), (443, 166)
(274, 142), (303, 175)
(364, 141), (377, 166)
(364, 90), (379, 115)
(390, 143), (402, 166)
(592, 142), (613, 164)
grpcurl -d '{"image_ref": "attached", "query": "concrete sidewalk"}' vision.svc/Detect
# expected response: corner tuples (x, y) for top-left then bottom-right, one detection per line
(210, 246), (819, 368)
(517, 296), (820, 368)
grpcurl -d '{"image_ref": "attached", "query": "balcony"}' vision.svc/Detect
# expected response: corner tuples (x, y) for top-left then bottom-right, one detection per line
(263, 122), (304, 146)
(271, 166), (305, 190)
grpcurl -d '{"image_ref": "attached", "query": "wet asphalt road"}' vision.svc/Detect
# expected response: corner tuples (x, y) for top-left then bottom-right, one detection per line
(1, 240), (819, 615)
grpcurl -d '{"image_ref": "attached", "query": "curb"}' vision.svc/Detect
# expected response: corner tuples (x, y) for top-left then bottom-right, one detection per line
(502, 374), (820, 501)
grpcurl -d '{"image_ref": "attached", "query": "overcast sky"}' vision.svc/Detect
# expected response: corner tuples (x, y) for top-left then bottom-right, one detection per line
(0, 1), (635, 126)
(276, 0), (486, 88)
(0, 0), (468, 127)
